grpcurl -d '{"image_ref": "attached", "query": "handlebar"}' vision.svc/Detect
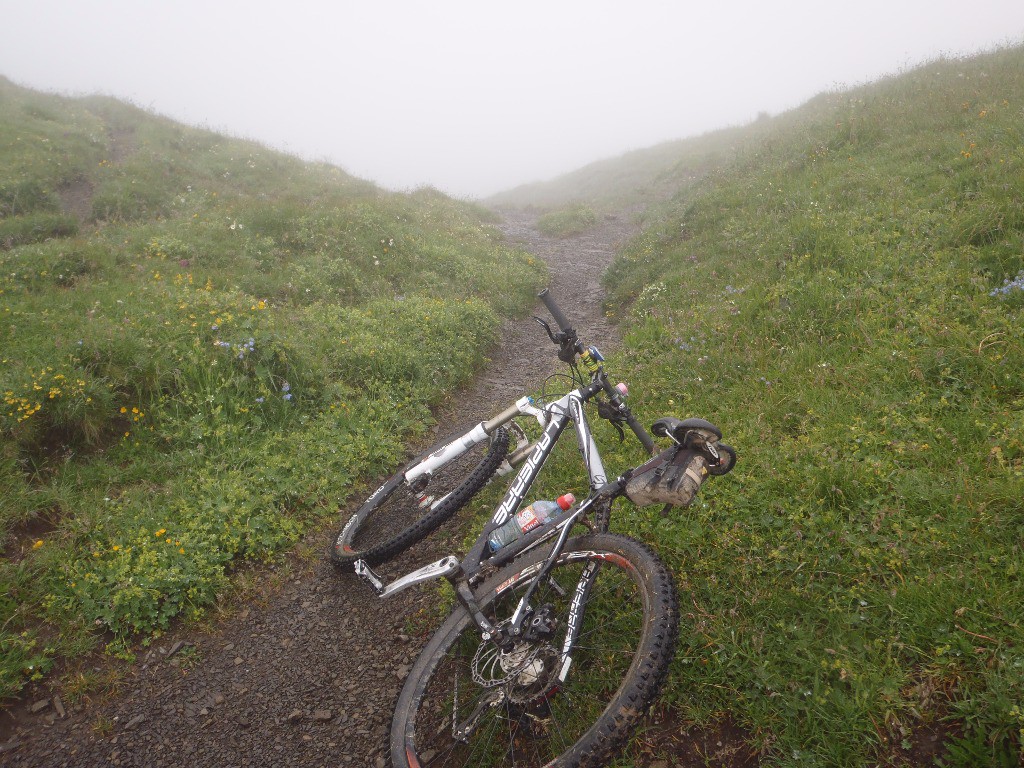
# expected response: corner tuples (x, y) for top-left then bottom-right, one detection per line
(538, 288), (573, 334)
(537, 288), (656, 455)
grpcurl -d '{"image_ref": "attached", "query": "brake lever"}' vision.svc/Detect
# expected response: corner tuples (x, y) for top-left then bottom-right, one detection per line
(597, 398), (626, 442)
(533, 316), (565, 345)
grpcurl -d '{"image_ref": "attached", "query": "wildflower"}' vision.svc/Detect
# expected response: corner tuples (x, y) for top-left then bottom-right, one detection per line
(255, 397), (265, 404)
(32, 540), (44, 549)
(990, 271), (1024, 297)
(155, 529), (166, 537)
(281, 382), (290, 393)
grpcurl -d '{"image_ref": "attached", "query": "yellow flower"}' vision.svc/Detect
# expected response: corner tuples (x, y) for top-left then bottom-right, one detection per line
(112, 545), (121, 551)
(178, 547), (185, 554)
(32, 540), (44, 549)
(120, 407), (127, 414)
(155, 528), (167, 537)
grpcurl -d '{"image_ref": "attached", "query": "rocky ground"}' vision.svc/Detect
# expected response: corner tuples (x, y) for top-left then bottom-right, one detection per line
(0, 209), (647, 767)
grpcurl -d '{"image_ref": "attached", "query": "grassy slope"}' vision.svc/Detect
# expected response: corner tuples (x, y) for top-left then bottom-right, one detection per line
(485, 122), (770, 214)
(592, 47), (1023, 766)
(0, 77), (546, 697)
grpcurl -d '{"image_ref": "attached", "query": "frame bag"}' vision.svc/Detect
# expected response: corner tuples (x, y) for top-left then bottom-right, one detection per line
(625, 446), (708, 508)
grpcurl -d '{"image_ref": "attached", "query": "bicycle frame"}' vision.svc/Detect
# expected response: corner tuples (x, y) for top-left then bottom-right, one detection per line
(355, 376), (619, 652)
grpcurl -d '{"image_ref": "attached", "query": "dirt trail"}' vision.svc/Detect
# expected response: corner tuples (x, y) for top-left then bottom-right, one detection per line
(1, 211), (641, 768)
(57, 122), (137, 223)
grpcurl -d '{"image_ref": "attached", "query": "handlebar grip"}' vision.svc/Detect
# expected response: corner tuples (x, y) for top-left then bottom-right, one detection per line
(538, 288), (573, 332)
(625, 412), (656, 455)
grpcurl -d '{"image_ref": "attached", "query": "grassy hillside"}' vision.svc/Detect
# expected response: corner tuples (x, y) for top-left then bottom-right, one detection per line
(0, 77), (545, 698)
(485, 122), (770, 214)
(595, 46), (1023, 766)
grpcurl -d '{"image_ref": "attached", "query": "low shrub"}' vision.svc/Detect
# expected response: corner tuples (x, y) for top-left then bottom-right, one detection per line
(0, 213), (78, 249)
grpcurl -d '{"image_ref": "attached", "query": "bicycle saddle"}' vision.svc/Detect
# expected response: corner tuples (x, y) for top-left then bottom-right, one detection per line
(651, 416), (722, 443)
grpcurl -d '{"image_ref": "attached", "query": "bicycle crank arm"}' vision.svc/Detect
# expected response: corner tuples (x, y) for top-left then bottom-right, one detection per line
(354, 556), (461, 598)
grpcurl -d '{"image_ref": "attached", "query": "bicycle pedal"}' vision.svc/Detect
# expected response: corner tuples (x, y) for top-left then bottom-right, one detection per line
(354, 559), (385, 596)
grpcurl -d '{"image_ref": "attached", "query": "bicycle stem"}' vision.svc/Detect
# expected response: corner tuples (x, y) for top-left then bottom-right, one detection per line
(538, 287), (656, 455)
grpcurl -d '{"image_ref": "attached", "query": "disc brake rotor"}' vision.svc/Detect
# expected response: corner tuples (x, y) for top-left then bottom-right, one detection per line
(471, 629), (561, 704)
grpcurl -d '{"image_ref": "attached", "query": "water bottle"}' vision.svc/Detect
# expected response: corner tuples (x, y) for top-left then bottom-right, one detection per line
(488, 493), (576, 553)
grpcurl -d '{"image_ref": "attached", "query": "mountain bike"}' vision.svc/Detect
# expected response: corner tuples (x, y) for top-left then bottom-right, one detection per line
(330, 288), (735, 767)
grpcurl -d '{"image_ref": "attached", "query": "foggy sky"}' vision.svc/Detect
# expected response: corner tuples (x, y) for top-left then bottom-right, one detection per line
(2, 1), (1023, 198)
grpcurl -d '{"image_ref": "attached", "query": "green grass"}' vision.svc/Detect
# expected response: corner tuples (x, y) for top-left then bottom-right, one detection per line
(589, 46), (1024, 766)
(0, 211), (79, 248)
(535, 204), (599, 237)
(0, 76), (546, 698)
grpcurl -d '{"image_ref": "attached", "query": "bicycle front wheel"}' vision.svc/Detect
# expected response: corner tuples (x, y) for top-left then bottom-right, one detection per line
(330, 427), (510, 571)
(391, 532), (680, 768)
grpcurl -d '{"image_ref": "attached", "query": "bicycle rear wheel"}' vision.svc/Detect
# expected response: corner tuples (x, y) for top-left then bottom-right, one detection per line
(391, 532), (680, 767)
(330, 427), (510, 570)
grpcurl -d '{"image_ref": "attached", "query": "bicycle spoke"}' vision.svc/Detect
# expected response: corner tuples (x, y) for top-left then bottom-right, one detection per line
(394, 534), (679, 768)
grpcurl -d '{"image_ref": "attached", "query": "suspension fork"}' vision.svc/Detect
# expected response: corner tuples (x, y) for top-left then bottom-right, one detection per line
(556, 559), (601, 684)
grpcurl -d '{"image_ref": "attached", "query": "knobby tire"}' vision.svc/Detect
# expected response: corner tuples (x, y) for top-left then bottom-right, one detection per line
(391, 532), (680, 767)
(330, 427), (510, 570)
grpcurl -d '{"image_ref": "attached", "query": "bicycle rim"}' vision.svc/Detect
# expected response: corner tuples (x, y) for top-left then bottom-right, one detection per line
(332, 427), (509, 568)
(392, 533), (679, 768)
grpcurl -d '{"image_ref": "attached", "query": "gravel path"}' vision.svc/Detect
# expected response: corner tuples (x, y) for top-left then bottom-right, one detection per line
(0, 210), (640, 767)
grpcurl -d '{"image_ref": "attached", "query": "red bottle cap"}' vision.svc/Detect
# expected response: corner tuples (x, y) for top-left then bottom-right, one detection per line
(556, 493), (575, 510)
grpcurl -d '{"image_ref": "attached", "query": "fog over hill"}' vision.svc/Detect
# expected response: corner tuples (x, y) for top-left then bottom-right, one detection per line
(1, 0), (1023, 197)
